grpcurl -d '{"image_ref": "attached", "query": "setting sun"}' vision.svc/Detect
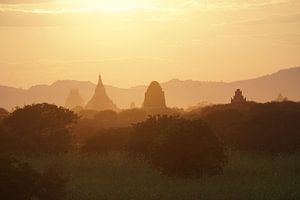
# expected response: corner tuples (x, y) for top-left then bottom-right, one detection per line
(71, 0), (147, 11)
(0, 1), (300, 199)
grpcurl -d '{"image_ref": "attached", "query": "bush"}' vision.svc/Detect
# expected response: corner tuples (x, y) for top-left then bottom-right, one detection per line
(1, 103), (78, 155)
(37, 167), (68, 200)
(127, 116), (226, 178)
(93, 110), (119, 128)
(234, 110), (300, 154)
(150, 118), (226, 178)
(0, 155), (39, 200)
(0, 155), (67, 200)
(83, 127), (133, 154)
(201, 102), (300, 154)
(127, 115), (178, 158)
(118, 109), (147, 126)
(0, 108), (8, 121)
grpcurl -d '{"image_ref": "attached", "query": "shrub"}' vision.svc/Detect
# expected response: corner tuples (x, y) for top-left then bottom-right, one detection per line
(201, 102), (300, 153)
(93, 110), (119, 128)
(234, 110), (300, 154)
(127, 115), (178, 158)
(37, 167), (68, 200)
(0, 155), (39, 200)
(0, 108), (8, 121)
(150, 118), (226, 178)
(83, 127), (133, 154)
(127, 116), (226, 178)
(1, 103), (78, 155)
(118, 109), (147, 126)
(0, 155), (67, 200)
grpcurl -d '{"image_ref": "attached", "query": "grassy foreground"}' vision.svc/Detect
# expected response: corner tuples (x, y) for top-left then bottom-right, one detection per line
(23, 152), (300, 200)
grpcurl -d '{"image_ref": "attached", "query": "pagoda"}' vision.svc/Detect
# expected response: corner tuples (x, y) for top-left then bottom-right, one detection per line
(231, 89), (246, 104)
(85, 75), (118, 111)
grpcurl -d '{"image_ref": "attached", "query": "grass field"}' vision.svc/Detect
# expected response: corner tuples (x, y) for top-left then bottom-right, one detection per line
(23, 152), (300, 200)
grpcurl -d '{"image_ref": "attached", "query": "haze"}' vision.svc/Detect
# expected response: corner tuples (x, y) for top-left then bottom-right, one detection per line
(0, 0), (300, 88)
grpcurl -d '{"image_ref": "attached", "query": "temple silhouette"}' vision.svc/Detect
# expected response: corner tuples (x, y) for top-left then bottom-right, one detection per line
(85, 75), (118, 111)
(143, 81), (167, 114)
(275, 93), (288, 102)
(231, 89), (247, 104)
(65, 89), (85, 109)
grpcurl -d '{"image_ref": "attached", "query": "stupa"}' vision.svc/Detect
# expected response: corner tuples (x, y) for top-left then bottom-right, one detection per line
(65, 89), (85, 109)
(143, 81), (167, 113)
(231, 89), (247, 104)
(85, 75), (118, 111)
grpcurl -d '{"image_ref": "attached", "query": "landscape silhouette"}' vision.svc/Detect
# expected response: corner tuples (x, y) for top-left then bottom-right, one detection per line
(0, 0), (300, 199)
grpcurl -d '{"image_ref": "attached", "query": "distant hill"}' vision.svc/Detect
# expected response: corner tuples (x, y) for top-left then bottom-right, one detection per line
(0, 66), (299, 110)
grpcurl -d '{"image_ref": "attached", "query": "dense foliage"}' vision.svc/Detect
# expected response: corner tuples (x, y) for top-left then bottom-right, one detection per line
(82, 127), (133, 154)
(128, 116), (227, 178)
(202, 102), (300, 153)
(0, 103), (78, 155)
(0, 155), (67, 200)
(127, 115), (177, 158)
(0, 108), (8, 121)
(150, 118), (226, 178)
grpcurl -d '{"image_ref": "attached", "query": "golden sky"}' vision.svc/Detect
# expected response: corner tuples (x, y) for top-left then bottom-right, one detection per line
(0, 0), (299, 88)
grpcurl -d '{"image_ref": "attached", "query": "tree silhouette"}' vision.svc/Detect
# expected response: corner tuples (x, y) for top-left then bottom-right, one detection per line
(127, 116), (226, 178)
(83, 127), (133, 154)
(0, 154), (67, 200)
(0, 108), (8, 121)
(1, 103), (78, 154)
(149, 118), (226, 178)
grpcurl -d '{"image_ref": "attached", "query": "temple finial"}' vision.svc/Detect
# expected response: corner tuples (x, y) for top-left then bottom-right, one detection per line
(98, 73), (102, 85)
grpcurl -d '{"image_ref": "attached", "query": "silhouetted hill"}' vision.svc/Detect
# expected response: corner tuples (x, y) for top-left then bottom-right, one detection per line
(0, 66), (299, 110)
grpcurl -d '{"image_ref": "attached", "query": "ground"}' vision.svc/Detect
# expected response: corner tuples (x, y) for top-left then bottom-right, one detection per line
(23, 152), (300, 200)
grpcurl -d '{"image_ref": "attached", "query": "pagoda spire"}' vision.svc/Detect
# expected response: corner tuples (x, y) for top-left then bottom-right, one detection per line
(98, 73), (103, 85)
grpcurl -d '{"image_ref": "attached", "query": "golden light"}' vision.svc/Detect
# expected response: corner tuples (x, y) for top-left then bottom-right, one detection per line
(72, 0), (152, 12)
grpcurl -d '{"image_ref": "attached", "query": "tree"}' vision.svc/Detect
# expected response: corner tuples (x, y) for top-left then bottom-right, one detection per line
(1, 103), (78, 154)
(0, 155), (39, 200)
(37, 167), (68, 200)
(0, 154), (68, 200)
(83, 127), (132, 154)
(127, 116), (226, 178)
(127, 115), (177, 158)
(93, 110), (119, 128)
(118, 109), (147, 126)
(150, 118), (226, 178)
(0, 108), (8, 121)
(234, 110), (300, 154)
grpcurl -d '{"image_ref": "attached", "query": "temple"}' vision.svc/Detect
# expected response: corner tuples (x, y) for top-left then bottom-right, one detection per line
(231, 89), (247, 104)
(143, 81), (167, 114)
(85, 75), (118, 111)
(275, 93), (288, 102)
(65, 89), (85, 109)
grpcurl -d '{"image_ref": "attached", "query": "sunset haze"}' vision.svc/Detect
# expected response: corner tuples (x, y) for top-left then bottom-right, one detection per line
(0, 0), (299, 88)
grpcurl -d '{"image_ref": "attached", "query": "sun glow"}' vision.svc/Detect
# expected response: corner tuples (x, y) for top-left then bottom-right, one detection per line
(71, 0), (157, 12)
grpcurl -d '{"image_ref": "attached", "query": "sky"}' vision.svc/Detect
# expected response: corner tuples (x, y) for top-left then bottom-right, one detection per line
(0, 0), (299, 88)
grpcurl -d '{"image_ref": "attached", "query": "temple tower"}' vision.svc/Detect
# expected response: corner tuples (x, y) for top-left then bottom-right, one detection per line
(85, 75), (118, 111)
(143, 81), (167, 114)
(231, 89), (247, 104)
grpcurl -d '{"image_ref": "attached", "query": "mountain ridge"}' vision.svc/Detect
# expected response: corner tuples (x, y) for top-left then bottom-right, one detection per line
(0, 66), (299, 110)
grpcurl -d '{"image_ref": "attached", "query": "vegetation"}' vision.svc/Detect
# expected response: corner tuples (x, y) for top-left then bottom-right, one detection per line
(0, 103), (78, 155)
(1, 102), (300, 199)
(0, 154), (67, 200)
(201, 101), (300, 153)
(127, 115), (177, 158)
(0, 108), (8, 121)
(22, 152), (300, 200)
(149, 117), (226, 178)
(82, 127), (133, 154)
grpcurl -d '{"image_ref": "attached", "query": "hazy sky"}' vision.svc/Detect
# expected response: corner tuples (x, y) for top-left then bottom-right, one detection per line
(0, 0), (299, 88)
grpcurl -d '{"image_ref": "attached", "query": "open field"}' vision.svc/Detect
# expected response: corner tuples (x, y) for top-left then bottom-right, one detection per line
(23, 152), (300, 200)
